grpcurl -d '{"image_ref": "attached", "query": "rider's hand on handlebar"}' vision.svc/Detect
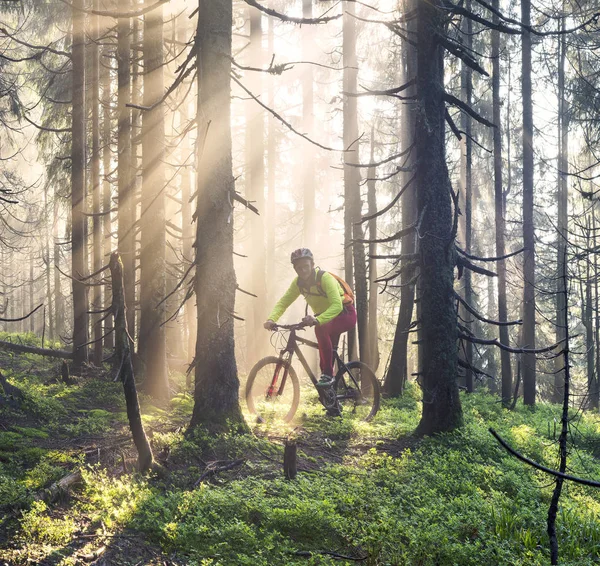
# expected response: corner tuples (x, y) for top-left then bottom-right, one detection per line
(263, 320), (277, 331)
(302, 315), (318, 327)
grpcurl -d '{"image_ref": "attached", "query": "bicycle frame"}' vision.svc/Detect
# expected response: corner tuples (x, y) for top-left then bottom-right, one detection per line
(268, 325), (359, 401)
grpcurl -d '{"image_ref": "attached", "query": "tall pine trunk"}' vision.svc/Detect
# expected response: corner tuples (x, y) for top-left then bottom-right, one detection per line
(102, 43), (114, 351)
(383, 6), (417, 396)
(460, 2), (473, 392)
(343, 0), (368, 363)
(245, 7), (268, 364)
(343, 0), (359, 361)
(91, 0), (103, 365)
(554, 14), (568, 404)
(521, 0), (536, 405)
(189, 0), (245, 430)
(117, 5), (136, 344)
(492, 0), (512, 405)
(302, 0), (316, 248)
(139, 4), (169, 399)
(414, 0), (462, 435)
(367, 133), (380, 371)
(71, 0), (89, 367)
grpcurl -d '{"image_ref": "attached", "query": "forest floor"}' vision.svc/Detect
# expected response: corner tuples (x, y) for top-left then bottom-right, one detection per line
(1, 333), (600, 565)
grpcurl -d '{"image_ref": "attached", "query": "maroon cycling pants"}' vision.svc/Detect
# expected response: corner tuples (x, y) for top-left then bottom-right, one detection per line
(315, 304), (357, 377)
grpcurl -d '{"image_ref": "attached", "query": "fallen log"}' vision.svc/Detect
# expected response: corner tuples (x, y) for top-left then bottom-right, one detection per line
(0, 339), (73, 360)
(35, 471), (83, 504)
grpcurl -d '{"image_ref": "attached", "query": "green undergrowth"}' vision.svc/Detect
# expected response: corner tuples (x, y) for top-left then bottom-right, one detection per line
(2, 336), (600, 564)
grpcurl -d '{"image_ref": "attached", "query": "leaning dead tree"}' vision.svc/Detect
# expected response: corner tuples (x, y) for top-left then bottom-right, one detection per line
(109, 252), (154, 473)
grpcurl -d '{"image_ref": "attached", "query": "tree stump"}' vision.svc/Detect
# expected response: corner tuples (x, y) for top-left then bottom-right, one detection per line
(283, 440), (297, 480)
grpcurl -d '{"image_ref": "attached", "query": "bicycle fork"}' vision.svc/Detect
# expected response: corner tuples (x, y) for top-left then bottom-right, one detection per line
(266, 352), (293, 399)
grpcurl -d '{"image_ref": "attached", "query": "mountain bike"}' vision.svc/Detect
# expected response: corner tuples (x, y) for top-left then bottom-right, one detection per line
(245, 322), (380, 423)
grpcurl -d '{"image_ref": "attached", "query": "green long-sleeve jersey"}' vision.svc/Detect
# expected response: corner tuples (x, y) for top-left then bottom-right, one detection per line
(267, 270), (344, 325)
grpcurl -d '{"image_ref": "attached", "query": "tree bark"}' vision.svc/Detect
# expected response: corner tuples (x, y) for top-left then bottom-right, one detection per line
(71, 0), (89, 368)
(521, 0), (536, 405)
(139, 3), (169, 399)
(189, 0), (245, 431)
(413, 0), (462, 435)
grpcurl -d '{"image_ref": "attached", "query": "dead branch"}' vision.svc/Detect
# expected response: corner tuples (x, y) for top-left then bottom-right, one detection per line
(58, 0), (169, 18)
(0, 303), (43, 322)
(359, 176), (415, 223)
(456, 255), (497, 278)
(444, 93), (496, 129)
(194, 459), (245, 486)
(454, 292), (521, 326)
(232, 191), (260, 215)
(456, 245), (525, 262)
(459, 334), (567, 355)
(232, 75), (343, 152)
(489, 428), (600, 488)
(243, 0), (341, 24)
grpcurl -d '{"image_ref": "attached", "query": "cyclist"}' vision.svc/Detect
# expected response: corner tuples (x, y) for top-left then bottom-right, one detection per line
(263, 248), (357, 389)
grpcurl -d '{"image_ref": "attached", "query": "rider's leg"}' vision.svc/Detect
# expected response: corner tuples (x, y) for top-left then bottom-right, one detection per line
(315, 305), (358, 380)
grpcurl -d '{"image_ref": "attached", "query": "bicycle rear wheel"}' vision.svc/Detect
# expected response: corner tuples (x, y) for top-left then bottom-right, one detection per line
(245, 356), (300, 423)
(335, 361), (380, 422)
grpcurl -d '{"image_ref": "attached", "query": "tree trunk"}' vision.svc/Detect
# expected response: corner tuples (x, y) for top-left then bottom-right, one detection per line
(302, 0), (316, 249)
(102, 42), (114, 351)
(554, 16), (568, 404)
(139, 3), (169, 399)
(521, 0), (536, 405)
(117, 4), (136, 345)
(492, 0), (512, 405)
(71, 0), (89, 368)
(266, 9), (276, 312)
(593, 207), (600, 410)
(383, 6), (417, 396)
(53, 196), (65, 340)
(546, 249), (570, 565)
(189, 0), (245, 431)
(343, 0), (362, 363)
(367, 133), (380, 372)
(29, 248), (34, 333)
(413, 0), (462, 435)
(244, 6), (268, 365)
(109, 252), (154, 472)
(91, 0), (103, 366)
(44, 186), (54, 340)
(460, 1), (473, 392)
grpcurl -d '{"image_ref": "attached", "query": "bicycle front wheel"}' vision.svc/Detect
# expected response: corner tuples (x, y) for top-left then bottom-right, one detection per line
(335, 361), (380, 422)
(245, 356), (300, 423)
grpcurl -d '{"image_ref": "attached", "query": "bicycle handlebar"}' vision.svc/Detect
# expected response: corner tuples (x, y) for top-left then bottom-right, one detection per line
(271, 322), (308, 331)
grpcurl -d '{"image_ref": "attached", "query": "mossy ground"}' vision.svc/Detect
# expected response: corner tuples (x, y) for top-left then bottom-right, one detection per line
(1, 334), (600, 565)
